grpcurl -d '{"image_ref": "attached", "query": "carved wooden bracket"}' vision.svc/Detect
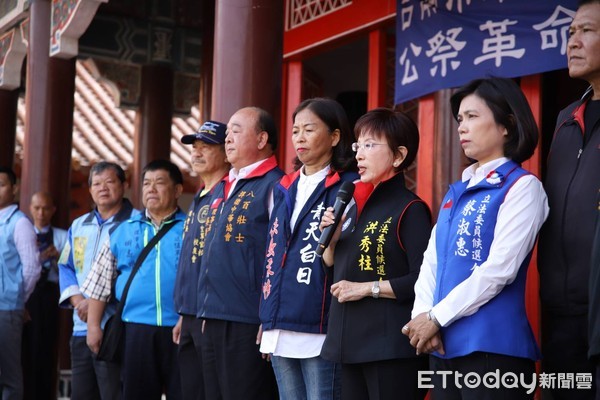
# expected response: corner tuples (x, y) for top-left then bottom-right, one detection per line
(0, 0), (28, 31)
(173, 72), (200, 116)
(19, 17), (29, 46)
(0, 26), (26, 89)
(50, 0), (108, 59)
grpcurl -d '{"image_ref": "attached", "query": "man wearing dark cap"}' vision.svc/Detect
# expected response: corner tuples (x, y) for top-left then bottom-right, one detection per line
(172, 121), (230, 400)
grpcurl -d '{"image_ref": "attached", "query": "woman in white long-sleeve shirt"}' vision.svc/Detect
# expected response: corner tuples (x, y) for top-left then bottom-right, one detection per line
(403, 77), (549, 400)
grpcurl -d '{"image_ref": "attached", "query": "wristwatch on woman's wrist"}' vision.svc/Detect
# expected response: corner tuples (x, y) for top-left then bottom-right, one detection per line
(371, 281), (380, 299)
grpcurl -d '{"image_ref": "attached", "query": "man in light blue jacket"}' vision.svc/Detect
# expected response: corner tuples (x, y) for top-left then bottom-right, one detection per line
(59, 162), (138, 400)
(83, 159), (185, 400)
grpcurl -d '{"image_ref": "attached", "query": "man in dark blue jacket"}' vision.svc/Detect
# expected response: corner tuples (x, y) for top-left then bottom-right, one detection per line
(172, 120), (230, 400)
(197, 107), (283, 400)
(538, 1), (600, 399)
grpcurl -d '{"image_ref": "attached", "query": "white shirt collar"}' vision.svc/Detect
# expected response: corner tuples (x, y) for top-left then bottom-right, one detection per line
(34, 225), (51, 234)
(0, 204), (18, 221)
(290, 165), (331, 232)
(462, 157), (510, 188)
(228, 158), (269, 182)
(298, 165), (330, 186)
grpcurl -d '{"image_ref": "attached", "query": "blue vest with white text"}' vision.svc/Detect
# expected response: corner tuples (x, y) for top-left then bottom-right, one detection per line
(58, 200), (138, 335)
(434, 160), (540, 360)
(0, 207), (27, 310)
(174, 188), (216, 315)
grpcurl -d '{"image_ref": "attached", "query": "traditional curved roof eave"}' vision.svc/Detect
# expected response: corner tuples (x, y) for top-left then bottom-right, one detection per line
(15, 59), (198, 179)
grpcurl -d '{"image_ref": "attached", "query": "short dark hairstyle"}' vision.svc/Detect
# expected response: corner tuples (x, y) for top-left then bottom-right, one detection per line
(252, 107), (278, 152)
(142, 159), (183, 185)
(0, 166), (17, 185)
(354, 108), (420, 171)
(88, 161), (126, 186)
(291, 97), (357, 172)
(579, 0), (600, 7)
(450, 77), (538, 164)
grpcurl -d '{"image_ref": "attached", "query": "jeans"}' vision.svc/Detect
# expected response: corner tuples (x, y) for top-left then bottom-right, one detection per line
(70, 336), (121, 400)
(271, 355), (340, 400)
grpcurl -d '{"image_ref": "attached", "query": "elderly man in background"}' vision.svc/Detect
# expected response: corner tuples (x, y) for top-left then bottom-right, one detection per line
(22, 191), (67, 400)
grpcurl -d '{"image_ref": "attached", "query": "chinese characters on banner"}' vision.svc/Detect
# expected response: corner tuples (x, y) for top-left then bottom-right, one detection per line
(395, 0), (578, 105)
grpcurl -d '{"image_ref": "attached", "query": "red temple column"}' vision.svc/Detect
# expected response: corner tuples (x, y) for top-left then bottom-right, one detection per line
(131, 64), (173, 207)
(416, 94), (436, 210)
(199, 0), (215, 122)
(367, 29), (387, 110)
(211, 0), (284, 124)
(0, 89), (19, 168)
(520, 73), (543, 350)
(281, 60), (302, 172)
(21, 0), (74, 228)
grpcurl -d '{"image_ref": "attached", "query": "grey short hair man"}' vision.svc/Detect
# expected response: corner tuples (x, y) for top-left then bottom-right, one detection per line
(538, 1), (600, 399)
(197, 107), (283, 400)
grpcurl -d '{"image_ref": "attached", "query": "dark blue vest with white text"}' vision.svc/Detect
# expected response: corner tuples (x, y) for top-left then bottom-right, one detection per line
(174, 184), (220, 316)
(197, 156), (284, 324)
(259, 169), (358, 334)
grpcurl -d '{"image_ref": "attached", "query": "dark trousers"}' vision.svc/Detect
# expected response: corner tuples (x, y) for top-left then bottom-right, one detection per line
(542, 311), (596, 400)
(594, 358), (600, 400)
(0, 310), (24, 400)
(341, 357), (428, 400)
(70, 336), (121, 400)
(122, 322), (181, 400)
(429, 352), (536, 400)
(22, 281), (60, 400)
(177, 315), (205, 400)
(200, 319), (277, 400)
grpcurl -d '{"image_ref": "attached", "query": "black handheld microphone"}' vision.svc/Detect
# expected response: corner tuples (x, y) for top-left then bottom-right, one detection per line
(316, 181), (355, 256)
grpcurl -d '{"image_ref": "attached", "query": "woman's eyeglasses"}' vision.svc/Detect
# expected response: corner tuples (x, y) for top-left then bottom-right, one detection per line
(351, 142), (385, 152)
